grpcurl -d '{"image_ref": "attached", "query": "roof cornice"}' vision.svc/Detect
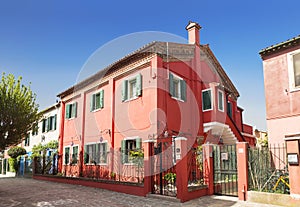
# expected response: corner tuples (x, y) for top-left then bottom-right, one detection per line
(259, 35), (300, 58)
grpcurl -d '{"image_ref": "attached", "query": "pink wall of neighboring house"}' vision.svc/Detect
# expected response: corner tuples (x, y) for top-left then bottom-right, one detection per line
(261, 43), (300, 145)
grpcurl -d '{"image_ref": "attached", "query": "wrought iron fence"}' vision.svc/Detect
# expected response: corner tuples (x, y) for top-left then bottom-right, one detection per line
(33, 154), (59, 175)
(188, 146), (204, 188)
(248, 144), (289, 194)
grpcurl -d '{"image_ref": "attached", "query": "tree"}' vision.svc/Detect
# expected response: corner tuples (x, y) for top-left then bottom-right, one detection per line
(0, 73), (41, 151)
(7, 146), (26, 174)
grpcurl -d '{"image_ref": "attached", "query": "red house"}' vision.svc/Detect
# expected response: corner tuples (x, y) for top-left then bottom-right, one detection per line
(56, 21), (255, 201)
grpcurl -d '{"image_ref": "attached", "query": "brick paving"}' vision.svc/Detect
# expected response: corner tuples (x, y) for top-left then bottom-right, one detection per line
(0, 178), (281, 207)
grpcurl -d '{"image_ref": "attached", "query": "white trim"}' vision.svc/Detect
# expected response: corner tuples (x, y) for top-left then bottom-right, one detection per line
(124, 136), (140, 141)
(91, 89), (104, 112)
(217, 89), (224, 112)
(287, 48), (300, 90)
(202, 88), (213, 112)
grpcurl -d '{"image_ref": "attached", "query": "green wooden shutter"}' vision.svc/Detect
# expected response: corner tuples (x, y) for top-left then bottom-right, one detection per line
(136, 73), (142, 96)
(136, 138), (142, 149)
(100, 90), (104, 108)
(54, 114), (57, 130)
(180, 79), (186, 101)
(65, 104), (70, 119)
(122, 80), (128, 102)
(73, 102), (77, 118)
(95, 143), (100, 164)
(169, 73), (174, 97)
(84, 145), (88, 164)
(104, 142), (108, 163)
(90, 94), (95, 111)
(46, 117), (50, 132)
(121, 140), (126, 164)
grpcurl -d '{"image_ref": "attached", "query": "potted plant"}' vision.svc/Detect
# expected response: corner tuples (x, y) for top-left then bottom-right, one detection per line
(110, 172), (116, 180)
(164, 172), (176, 184)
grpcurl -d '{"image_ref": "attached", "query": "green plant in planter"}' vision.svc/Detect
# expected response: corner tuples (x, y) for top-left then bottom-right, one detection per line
(129, 149), (144, 183)
(110, 172), (116, 180)
(164, 172), (176, 183)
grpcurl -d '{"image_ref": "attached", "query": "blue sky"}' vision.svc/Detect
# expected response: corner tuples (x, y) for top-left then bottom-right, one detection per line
(1, 0), (300, 131)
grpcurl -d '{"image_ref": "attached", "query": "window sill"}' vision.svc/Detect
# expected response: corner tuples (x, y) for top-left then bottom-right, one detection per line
(171, 96), (185, 102)
(289, 87), (300, 93)
(203, 108), (213, 112)
(66, 117), (76, 121)
(123, 163), (138, 166)
(85, 163), (108, 166)
(91, 108), (103, 113)
(123, 96), (139, 103)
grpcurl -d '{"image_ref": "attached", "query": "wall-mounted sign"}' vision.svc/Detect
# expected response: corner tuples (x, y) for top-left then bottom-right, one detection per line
(287, 153), (299, 165)
(221, 152), (228, 160)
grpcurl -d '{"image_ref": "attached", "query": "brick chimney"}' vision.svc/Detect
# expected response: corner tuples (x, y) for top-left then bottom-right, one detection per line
(185, 21), (201, 45)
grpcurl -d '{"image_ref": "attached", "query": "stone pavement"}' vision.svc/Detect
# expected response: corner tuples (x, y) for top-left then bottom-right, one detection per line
(0, 178), (282, 207)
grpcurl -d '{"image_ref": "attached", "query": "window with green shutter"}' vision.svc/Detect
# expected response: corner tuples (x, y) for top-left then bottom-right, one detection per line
(90, 90), (104, 111)
(122, 73), (142, 102)
(65, 102), (78, 119)
(169, 72), (186, 101)
(202, 89), (212, 111)
(121, 138), (141, 164)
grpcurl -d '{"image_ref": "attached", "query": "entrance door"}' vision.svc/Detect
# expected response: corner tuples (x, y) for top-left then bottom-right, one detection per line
(213, 144), (238, 196)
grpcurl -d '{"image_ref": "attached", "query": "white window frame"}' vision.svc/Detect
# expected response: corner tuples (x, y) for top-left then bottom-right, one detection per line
(128, 77), (137, 100)
(170, 73), (186, 102)
(288, 48), (300, 92)
(65, 102), (77, 120)
(123, 136), (139, 165)
(91, 89), (104, 112)
(202, 88), (213, 111)
(218, 90), (224, 112)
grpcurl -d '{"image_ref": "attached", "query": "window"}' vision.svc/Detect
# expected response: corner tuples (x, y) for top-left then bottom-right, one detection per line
(91, 90), (104, 111)
(64, 147), (70, 165)
(32, 122), (38, 136)
(169, 73), (186, 101)
(84, 142), (108, 164)
(293, 53), (300, 87)
(122, 73), (142, 101)
(72, 146), (78, 164)
(202, 89), (212, 111)
(65, 102), (77, 119)
(42, 115), (57, 132)
(24, 134), (30, 147)
(121, 138), (141, 163)
(218, 90), (224, 112)
(227, 102), (232, 118)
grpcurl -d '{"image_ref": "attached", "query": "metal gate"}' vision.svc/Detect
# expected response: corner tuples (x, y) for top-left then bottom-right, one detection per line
(152, 139), (177, 197)
(213, 144), (238, 196)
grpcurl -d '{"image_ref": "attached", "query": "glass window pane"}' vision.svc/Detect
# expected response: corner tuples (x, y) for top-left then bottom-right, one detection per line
(202, 90), (212, 110)
(293, 53), (300, 87)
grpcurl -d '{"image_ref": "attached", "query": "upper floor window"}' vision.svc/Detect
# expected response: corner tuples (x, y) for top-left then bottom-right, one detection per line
(218, 90), (224, 112)
(122, 73), (142, 101)
(90, 90), (104, 111)
(32, 122), (38, 136)
(169, 73), (186, 101)
(65, 102), (77, 119)
(24, 133), (30, 146)
(42, 114), (57, 133)
(202, 88), (212, 111)
(293, 53), (300, 88)
(288, 50), (300, 89)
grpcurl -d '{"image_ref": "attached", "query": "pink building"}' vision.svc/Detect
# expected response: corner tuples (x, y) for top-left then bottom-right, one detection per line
(55, 21), (255, 200)
(260, 35), (300, 145)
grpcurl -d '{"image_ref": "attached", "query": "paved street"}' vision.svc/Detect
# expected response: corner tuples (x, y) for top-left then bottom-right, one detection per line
(0, 178), (281, 207)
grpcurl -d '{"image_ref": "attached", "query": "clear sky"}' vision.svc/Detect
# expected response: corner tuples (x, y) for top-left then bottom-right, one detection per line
(1, 0), (300, 131)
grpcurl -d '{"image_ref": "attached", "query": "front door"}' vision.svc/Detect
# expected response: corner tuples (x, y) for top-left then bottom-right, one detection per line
(213, 144), (238, 196)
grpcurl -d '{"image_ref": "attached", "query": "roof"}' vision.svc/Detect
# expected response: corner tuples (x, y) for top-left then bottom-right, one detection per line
(259, 35), (300, 58)
(57, 41), (239, 98)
